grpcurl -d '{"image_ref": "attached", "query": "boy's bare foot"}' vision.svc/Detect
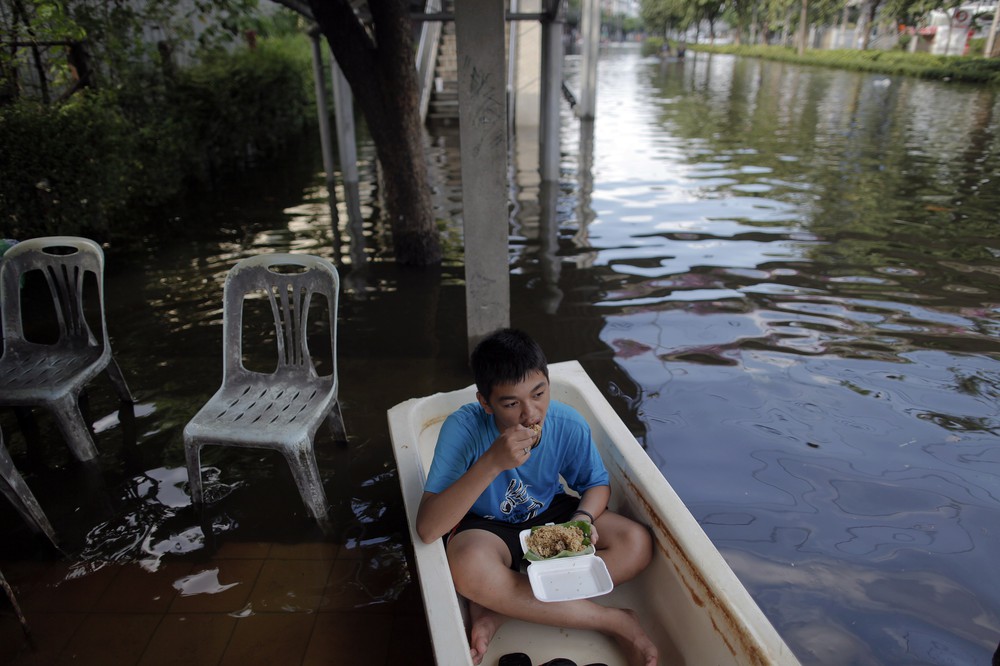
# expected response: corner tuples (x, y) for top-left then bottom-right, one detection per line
(468, 602), (506, 665)
(612, 608), (659, 666)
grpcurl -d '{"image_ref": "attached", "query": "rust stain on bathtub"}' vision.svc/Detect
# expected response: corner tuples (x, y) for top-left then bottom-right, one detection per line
(622, 468), (771, 666)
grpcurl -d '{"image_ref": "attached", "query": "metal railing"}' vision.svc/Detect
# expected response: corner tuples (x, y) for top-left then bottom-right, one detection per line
(415, 0), (444, 124)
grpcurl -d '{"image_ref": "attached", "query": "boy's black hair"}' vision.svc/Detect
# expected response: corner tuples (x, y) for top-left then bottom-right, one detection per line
(471, 328), (549, 402)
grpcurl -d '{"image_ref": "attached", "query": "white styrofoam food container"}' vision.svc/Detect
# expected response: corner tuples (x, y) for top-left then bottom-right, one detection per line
(519, 527), (614, 602)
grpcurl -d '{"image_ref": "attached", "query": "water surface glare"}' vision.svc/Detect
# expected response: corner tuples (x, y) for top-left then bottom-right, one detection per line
(551, 47), (1000, 665)
(1, 44), (999, 665)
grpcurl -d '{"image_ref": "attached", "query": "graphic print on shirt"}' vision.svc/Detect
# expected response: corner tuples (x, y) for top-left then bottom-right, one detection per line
(500, 477), (543, 522)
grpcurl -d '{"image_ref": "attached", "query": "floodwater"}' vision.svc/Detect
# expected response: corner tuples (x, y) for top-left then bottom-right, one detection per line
(2, 43), (1000, 664)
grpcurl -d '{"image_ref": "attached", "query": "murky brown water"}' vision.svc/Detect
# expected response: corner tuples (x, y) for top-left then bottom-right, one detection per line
(3, 44), (1000, 664)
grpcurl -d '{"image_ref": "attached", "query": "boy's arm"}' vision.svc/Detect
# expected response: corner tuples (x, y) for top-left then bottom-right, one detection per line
(574, 484), (611, 545)
(415, 425), (536, 543)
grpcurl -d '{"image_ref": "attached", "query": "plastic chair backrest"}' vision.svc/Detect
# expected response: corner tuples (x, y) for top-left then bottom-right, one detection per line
(0, 237), (108, 355)
(222, 253), (339, 383)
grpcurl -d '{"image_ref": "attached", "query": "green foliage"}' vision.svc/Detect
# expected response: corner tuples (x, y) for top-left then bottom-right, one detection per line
(642, 37), (666, 56)
(170, 42), (309, 182)
(0, 35), (312, 239)
(0, 92), (134, 236)
(1, 0), (264, 102)
(692, 44), (1000, 84)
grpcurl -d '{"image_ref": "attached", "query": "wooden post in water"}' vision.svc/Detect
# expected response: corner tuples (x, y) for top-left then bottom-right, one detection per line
(455, 0), (510, 349)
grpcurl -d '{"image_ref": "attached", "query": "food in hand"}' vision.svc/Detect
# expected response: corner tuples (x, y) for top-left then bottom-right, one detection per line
(529, 422), (542, 448)
(526, 523), (586, 558)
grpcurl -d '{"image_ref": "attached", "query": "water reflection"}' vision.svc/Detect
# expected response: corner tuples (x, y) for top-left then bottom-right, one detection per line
(3, 45), (1000, 664)
(560, 48), (1000, 664)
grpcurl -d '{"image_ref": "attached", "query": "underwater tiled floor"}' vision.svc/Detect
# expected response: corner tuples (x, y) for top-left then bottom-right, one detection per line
(0, 540), (435, 665)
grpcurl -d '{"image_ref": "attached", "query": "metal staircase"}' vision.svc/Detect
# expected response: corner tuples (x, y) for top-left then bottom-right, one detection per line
(427, 20), (459, 124)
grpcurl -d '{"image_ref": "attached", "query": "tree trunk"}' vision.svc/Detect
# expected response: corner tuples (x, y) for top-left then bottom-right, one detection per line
(797, 0), (809, 55)
(856, 0), (874, 50)
(308, 0), (441, 266)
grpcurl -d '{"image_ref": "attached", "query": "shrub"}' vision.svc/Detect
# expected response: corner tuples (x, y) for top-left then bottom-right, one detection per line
(691, 44), (1000, 84)
(0, 92), (135, 237)
(642, 37), (665, 57)
(170, 43), (308, 183)
(0, 36), (311, 240)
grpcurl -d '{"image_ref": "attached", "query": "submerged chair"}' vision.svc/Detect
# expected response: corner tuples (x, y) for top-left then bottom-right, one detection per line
(184, 253), (347, 522)
(1, 566), (31, 637)
(0, 236), (134, 462)
(0, 427), (58, 546)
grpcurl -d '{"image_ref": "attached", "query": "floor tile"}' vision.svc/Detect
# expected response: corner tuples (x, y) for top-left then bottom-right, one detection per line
(319, 559), (389, 612)
(94, 561), (192, 613)
(138, 612), (237, 666)
(0, 611), (86, 665)
(268, 540), (339, 561)
(219, 612), (315, 666)
(168, 558), (263, 614)
(302, 611), (391, 665)
(248, 559), (332, 612)
(213, 540), (272, 560)
(387, 613), (436, 666)
(20, 562), (118, 613)
(58, 612), (161, 665)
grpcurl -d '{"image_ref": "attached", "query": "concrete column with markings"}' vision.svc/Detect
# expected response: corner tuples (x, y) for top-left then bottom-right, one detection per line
(455, 0), (511, 350)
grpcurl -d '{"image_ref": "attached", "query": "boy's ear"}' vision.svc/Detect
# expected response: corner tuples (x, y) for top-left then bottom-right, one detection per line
(476, 391), (494, 414)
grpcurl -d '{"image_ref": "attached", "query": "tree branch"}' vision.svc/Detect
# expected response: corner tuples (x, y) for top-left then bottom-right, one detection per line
(268, 0), (315, 22)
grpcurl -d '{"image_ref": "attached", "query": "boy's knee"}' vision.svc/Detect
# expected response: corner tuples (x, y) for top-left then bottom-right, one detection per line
(446, 536), (506, 598)
(621, 520), (654, 565)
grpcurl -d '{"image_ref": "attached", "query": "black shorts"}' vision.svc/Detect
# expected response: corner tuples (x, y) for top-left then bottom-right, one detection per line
(450, 493), (581, 571)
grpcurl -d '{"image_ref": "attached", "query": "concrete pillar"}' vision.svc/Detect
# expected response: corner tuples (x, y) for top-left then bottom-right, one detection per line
(577, 0), (600, 119)
(513, 0), (543, 134)
(540, 2), (564, 182)
(330, 59), (358, 184)
(455, 0), (510, 349)
(309, 31), (336, 199)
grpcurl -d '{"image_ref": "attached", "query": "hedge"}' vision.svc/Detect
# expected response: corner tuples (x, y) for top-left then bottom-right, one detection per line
(0, 37), (310, 240)
(688, 44), (1000, 85)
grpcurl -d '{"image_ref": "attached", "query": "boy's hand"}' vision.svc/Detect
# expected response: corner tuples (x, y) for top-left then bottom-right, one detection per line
(490, 425), (537, 469)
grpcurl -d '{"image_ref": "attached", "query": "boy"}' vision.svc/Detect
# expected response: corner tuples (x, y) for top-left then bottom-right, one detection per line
(416, 329), (658, 666)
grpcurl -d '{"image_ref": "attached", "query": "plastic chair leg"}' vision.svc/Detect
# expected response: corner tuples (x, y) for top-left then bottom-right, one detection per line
(0, 475), (58, 546)
(50, 397), (99, 461)
(0, 440), (58, 546)
(184, 439), (205, 505)
(327, 401), (347, 442)
(0, 569), (31, 637)
(105, 357), (135, 404)
(284, 444), (329, 521)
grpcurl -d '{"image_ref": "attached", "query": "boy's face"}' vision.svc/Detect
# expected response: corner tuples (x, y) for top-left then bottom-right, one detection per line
(477, 369), (550, 432)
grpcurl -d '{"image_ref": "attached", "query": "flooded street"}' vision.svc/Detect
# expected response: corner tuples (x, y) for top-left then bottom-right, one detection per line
(3, 44), (1000, 664)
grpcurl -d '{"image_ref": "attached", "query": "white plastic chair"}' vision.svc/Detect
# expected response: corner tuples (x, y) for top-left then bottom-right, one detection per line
(0, 236), (134, 462)
(1, 427), (58, 546)
(183, 253), (347, 522)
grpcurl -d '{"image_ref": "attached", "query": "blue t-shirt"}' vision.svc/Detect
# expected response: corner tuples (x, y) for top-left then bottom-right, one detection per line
(424, 400), (610, 523)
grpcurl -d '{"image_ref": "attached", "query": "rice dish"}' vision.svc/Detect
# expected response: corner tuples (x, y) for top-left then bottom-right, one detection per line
(529, 423), (542, 446)
(526, 523), (586, 558)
